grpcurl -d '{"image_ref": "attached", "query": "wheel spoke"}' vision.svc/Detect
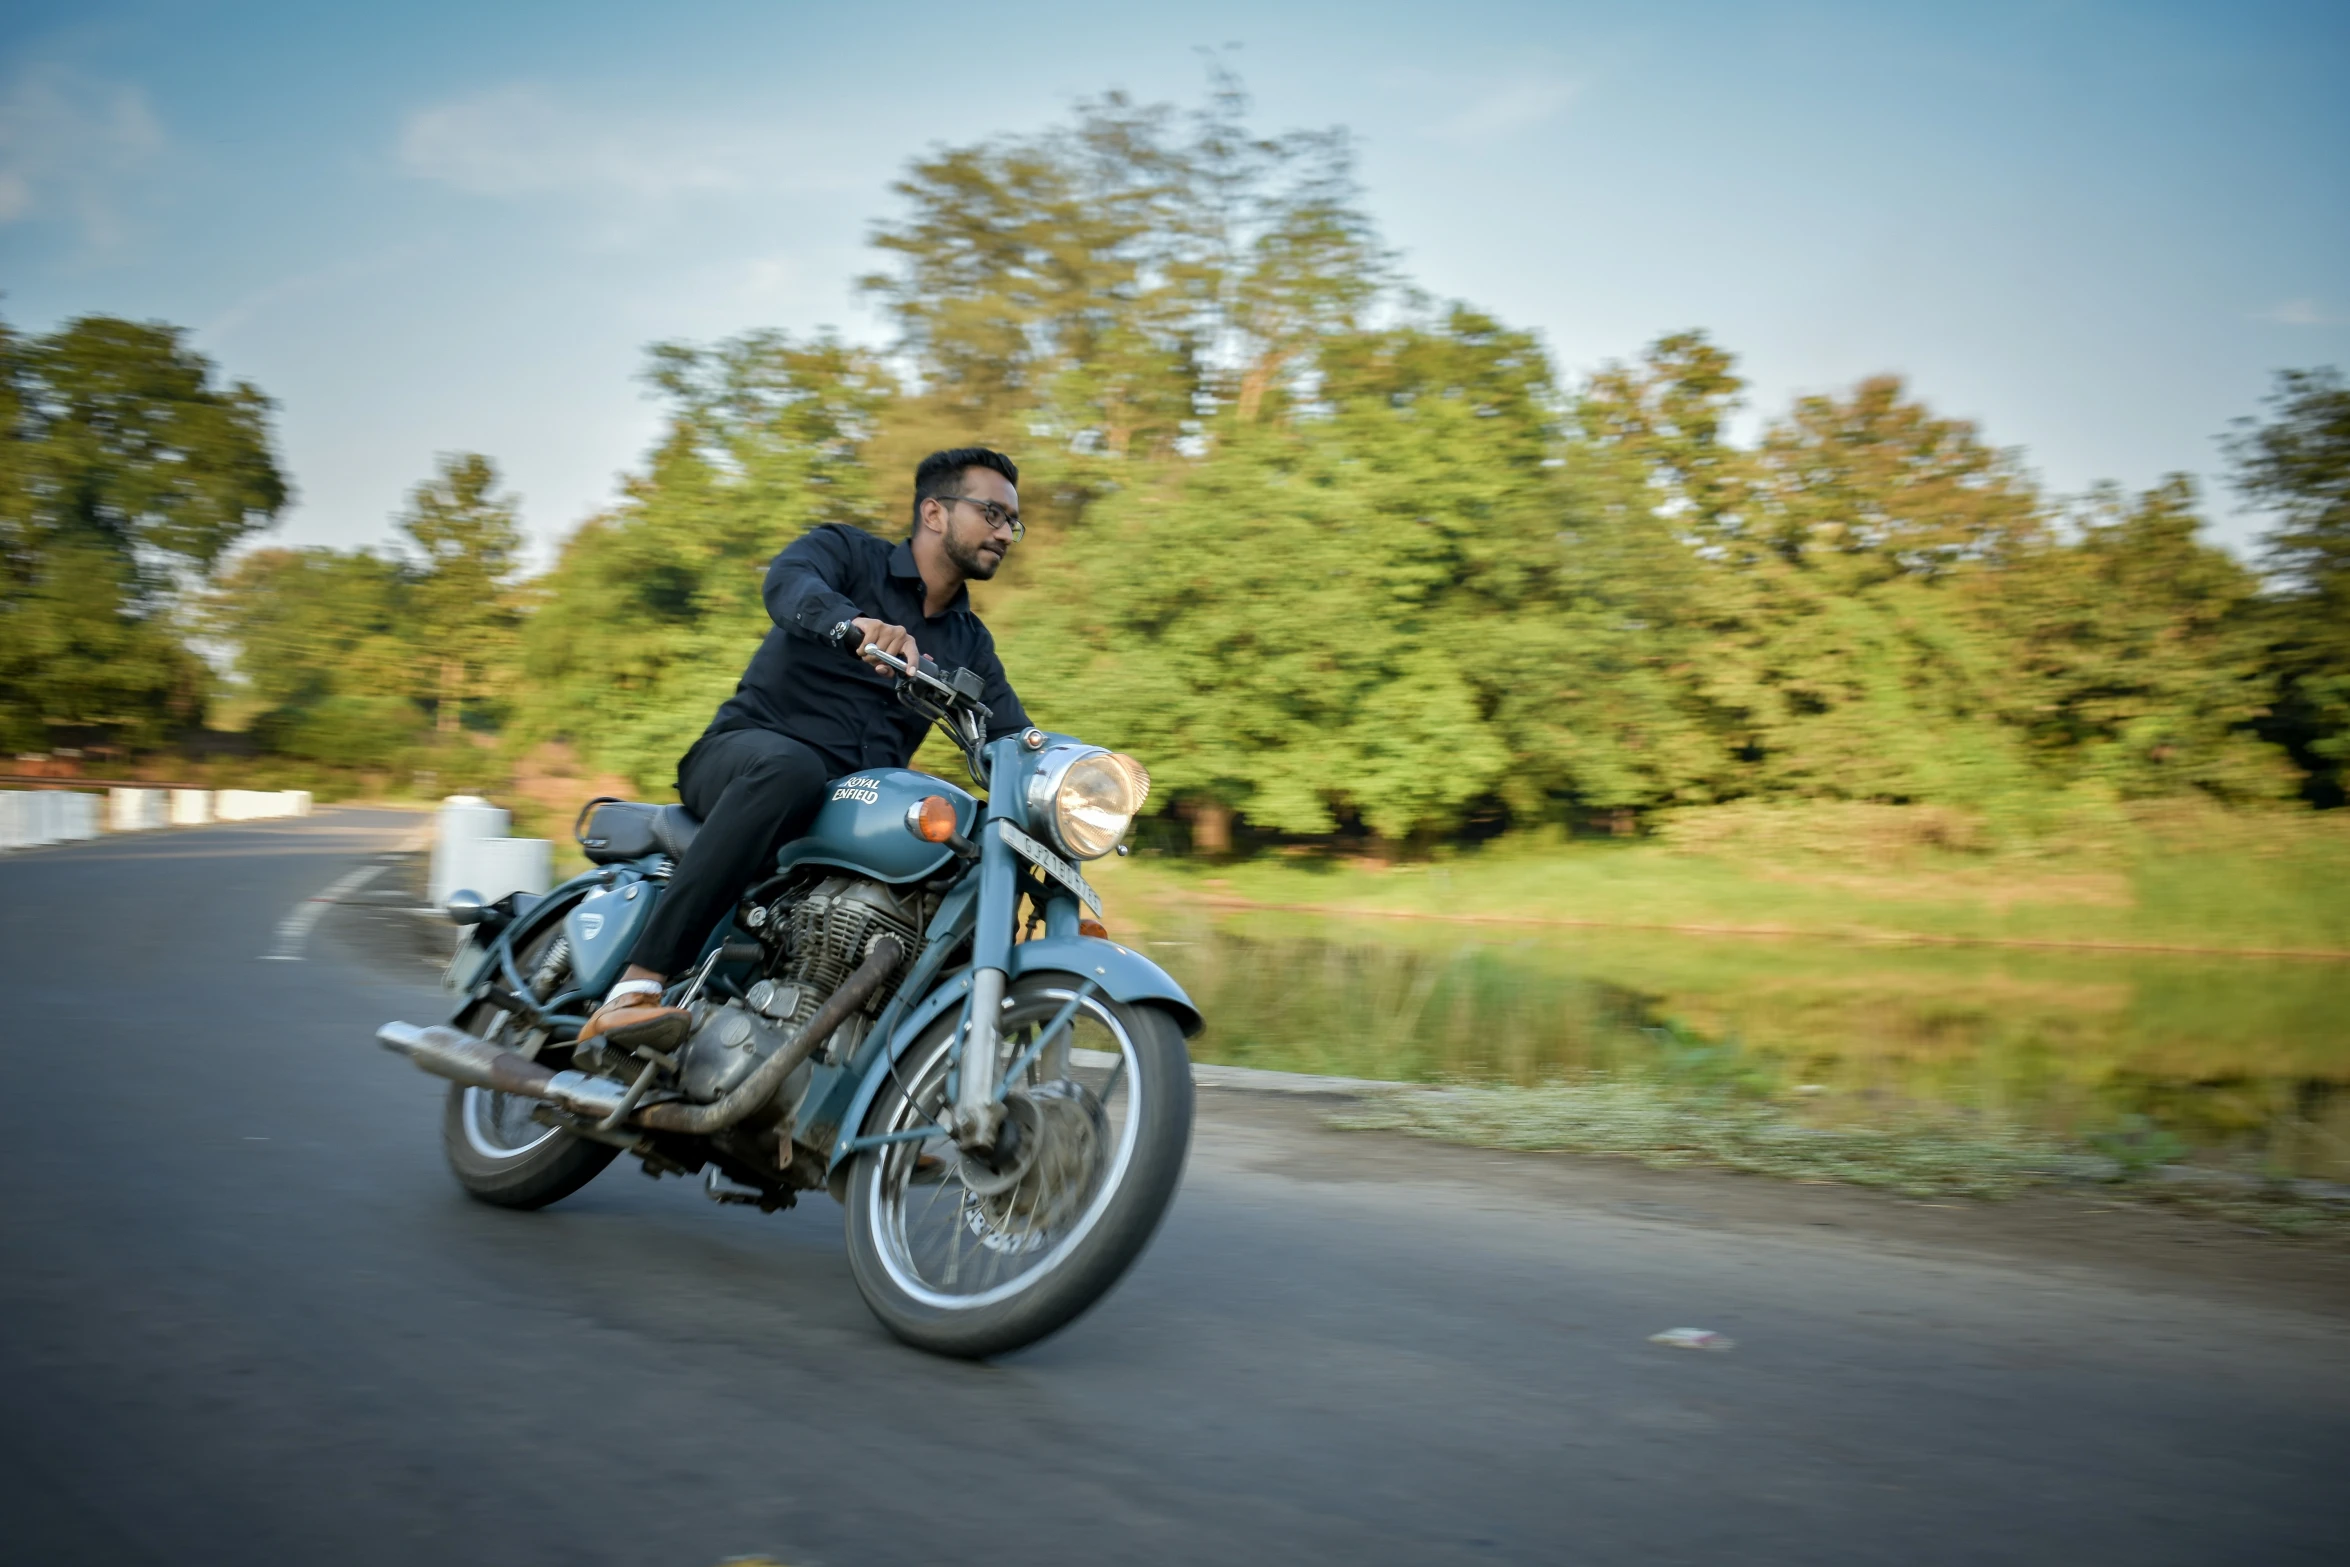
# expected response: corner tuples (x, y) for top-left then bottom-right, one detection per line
(866, 990), (1142, 1311)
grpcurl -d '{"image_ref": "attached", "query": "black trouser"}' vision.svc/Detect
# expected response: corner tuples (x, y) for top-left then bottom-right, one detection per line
(627, 727), (831, 978)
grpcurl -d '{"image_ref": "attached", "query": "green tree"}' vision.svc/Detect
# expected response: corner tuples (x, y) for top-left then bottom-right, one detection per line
(1983, 478), (2290, 803)
(209, 546), (417, 766)
(2227, 366), (2350, 804)
(861, 73), (1387, 493)
(208, 453), (528, 774)
(0, 314), (286, 748)
(1509, 333), (1757, 822)
(1710, 375), (2050, 808)
(399, 452), (524, 738)
(517, 333), (892, 791)
(1019, 307), (1553, 845)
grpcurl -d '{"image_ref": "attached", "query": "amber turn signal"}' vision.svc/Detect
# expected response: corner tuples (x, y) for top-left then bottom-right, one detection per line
(908, 795), (959, 843)
(1077, 918), (1109, 939)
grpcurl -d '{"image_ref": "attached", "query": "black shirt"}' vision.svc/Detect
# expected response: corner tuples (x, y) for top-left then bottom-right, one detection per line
(699, 524), (1029, 777)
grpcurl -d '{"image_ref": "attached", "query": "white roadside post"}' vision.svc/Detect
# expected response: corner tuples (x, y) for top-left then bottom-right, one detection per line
(61, 792), (99, 840)
(109, 788), (165, 832)
(429, 796), (509, 907)
(170, 789), (213, 827)
(473, 836), (553, 900)
(428, 795), (554, 908)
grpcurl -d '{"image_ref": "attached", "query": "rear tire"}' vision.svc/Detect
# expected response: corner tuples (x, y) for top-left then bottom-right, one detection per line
(843, 975), (1193, 1358)
(439, 926), (619, 1210)
(441, 1082), (618, 1209)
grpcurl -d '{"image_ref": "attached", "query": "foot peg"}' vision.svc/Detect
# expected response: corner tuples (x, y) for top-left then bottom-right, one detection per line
(703, 1167), (793, 1212)
(579, 1003), (690, 1055)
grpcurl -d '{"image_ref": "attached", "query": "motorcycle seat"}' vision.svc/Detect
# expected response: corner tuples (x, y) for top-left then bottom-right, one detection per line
(575, 798), (704, 865)
(651, 804), (702, 857)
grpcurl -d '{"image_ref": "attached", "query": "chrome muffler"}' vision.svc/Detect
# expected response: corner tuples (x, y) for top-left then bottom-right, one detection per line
(376, 1021), (627, 1121)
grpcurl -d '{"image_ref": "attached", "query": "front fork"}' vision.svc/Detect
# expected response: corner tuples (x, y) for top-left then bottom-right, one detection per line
(951, 736), (1023, 1152)
(953, 967), (1009, 1149)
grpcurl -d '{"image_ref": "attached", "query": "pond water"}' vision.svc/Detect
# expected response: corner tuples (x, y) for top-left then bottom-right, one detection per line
(1123, 905), (2350, 1181)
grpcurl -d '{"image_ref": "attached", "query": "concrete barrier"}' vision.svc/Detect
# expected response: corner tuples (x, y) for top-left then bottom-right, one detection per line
(428, 795), (552, 905)
(215, 789), (313, 822)
(110, 788), (168, 831)
(1, 786), (304, 850)
(57, 792), (99, 841)
(0, 790), (101, 850)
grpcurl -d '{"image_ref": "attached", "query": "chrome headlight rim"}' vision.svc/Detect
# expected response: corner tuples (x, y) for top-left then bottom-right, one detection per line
(1023, 743), (1149, 860)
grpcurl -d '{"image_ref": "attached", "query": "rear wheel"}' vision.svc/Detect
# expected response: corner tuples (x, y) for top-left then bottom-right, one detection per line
(844, 972), (1193, 1358)
(439, 925), (618, 1209)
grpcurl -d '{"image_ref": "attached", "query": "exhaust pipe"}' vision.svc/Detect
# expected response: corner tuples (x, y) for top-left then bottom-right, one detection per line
(374, 933), (903, 1137)
(376, 1021), (628, 1121)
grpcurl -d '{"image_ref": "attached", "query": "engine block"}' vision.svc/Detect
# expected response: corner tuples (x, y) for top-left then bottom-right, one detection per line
(745, 876), (927, 1058)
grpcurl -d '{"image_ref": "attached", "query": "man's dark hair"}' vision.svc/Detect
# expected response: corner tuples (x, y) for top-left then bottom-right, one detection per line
(910, 447), (1018, 534)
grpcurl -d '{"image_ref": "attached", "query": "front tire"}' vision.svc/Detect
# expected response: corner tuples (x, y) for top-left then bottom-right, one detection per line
(844, 974), (1193, 1358)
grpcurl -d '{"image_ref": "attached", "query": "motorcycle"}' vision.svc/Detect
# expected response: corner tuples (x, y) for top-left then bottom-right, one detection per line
(377, 649), (1198, 1358)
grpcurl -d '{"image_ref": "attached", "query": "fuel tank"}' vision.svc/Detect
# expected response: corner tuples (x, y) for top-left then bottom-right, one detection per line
(775, 768), (978, 884)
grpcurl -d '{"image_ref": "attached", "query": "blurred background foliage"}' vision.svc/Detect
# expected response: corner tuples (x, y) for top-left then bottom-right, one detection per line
(4, 83), (2345, 852)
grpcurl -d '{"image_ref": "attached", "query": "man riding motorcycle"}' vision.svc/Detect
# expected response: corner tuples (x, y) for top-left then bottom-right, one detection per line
(578, 446), (1031, 1052)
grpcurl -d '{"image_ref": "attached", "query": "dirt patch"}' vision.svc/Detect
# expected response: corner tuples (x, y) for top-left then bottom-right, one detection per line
(1196, 1087), (2350, 1317)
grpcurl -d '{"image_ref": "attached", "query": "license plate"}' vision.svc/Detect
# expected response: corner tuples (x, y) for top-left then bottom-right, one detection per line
(997, 821), (1103, 917)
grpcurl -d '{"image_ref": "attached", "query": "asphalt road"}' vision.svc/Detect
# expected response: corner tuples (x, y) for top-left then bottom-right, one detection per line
(3, 809), (2346, 1566)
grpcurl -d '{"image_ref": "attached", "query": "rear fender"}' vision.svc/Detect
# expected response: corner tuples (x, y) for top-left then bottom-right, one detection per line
(823, 936), (1201, 1172)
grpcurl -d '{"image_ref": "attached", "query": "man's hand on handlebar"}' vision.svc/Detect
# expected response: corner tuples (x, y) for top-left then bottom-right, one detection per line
(849, 616), (918, 678)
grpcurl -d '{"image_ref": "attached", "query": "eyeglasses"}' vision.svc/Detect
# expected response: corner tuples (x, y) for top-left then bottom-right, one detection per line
(937, 493), (1024, 542)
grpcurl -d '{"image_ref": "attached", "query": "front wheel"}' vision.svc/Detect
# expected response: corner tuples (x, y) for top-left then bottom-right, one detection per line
(844, 973), (1194, 1358)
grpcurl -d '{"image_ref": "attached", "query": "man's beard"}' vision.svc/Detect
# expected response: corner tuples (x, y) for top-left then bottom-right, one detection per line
(943, 527), (1003, 580)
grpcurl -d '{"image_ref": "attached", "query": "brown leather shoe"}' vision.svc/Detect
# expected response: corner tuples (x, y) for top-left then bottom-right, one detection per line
(577, 990), (690, 1054)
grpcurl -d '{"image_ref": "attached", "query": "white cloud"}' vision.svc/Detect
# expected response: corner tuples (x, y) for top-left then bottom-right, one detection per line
(1431, 74), (1580, 144)
(2258, 298), (2347, 328)
(0, 65), (165, 248)
(397, 82), (853, 207)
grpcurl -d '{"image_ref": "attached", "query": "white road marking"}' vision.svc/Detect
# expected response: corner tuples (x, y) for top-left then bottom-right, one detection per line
(262, 861), (392, 961)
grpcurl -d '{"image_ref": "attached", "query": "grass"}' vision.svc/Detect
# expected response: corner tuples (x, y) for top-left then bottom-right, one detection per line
(1091, 800), (2350, 955)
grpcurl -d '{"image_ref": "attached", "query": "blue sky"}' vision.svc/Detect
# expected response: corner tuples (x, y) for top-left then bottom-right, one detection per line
(3, 0), (2344, 562)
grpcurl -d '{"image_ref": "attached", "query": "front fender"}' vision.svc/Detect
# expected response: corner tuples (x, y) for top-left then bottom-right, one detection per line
(822, 936), (1201, 1171)
(1008, 936), (1202, 1036)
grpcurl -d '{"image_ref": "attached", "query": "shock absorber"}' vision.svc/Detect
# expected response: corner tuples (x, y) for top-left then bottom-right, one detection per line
(530, 936), (572, 1000)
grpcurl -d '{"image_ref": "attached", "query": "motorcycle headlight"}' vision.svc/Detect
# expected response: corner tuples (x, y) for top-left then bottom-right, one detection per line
(1030, 747), (1151, 860)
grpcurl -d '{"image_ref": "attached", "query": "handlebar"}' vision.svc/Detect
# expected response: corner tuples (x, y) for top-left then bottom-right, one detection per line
(861, 643), (987, 708)
(860, 643), (993, 787)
